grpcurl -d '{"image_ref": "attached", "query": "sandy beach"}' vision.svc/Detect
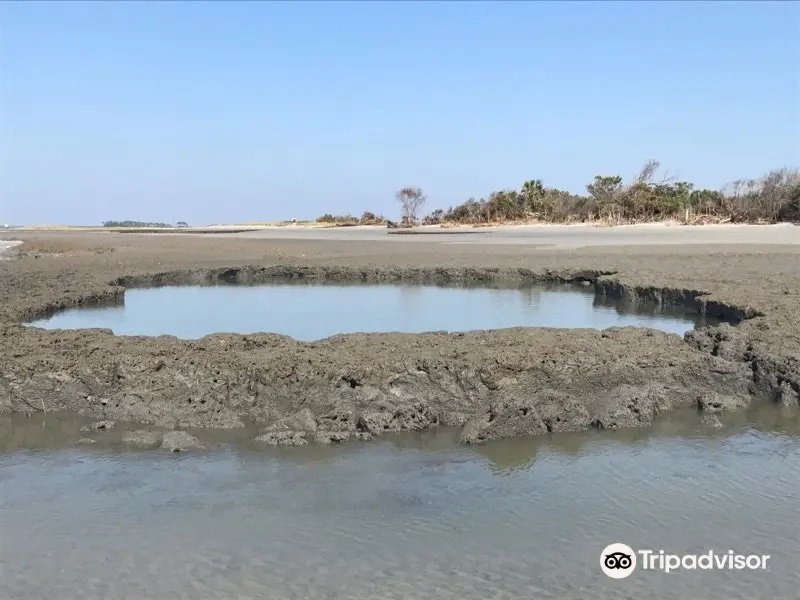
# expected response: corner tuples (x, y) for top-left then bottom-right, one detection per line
(212, 222), (800, 248)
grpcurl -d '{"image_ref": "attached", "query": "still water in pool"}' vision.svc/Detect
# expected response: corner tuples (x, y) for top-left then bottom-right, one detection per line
(28, 282), (718, 339)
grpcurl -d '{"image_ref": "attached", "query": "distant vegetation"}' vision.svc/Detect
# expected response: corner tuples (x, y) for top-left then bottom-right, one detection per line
(102, 220), (174, 228)
(424, 163), (800, 226)
(319, 163), (800, 227)
(315, 211), (387, 226)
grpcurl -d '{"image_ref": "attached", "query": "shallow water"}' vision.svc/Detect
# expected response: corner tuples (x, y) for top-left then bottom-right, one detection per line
(0, 239), (22, 260)
(0, 405), (798, 600)
(28, 282), (718, 339)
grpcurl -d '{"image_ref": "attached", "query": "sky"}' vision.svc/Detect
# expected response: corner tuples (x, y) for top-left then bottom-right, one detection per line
(1, 1), (798, 226)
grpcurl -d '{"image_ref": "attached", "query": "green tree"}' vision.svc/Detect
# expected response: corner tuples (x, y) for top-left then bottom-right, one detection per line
(586, 175), (623, 203)
(587, 175), (624, 219)
(521, 179), (545, 214)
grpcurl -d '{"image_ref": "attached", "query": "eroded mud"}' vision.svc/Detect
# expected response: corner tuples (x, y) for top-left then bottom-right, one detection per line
(1, 231), (798, 446)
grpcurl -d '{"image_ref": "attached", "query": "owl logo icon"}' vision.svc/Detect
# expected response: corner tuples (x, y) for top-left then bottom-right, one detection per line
(601, 543), (637, 579)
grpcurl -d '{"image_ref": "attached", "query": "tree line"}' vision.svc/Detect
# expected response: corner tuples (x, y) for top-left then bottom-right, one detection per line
(318, 163), (800, 226)
(102, 220), (189, 228)
(426, 163), (799, 225)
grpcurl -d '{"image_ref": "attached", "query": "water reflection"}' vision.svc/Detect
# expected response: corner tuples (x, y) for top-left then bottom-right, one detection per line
(591, 293), (719, 327)
(517, 283), (543, 310)
(398, 284), (423, 315)
(379, 402), (800, 475)
(6, 400), (796, 468)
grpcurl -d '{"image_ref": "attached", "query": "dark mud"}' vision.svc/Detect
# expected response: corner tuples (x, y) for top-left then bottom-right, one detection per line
(1, 231), (799, 445)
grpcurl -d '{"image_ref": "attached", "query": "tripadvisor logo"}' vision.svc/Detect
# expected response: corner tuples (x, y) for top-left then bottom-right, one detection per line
(600, 543), (770, 578)
(601, 543), (637, 579)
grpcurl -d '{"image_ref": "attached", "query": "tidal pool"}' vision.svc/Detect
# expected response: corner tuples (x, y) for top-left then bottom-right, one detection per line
(0, 405), (797, 599)
(28, 282), (719, 339)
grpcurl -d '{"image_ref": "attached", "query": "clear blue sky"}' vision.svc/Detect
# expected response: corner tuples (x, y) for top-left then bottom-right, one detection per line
(1, 1), (798, 226)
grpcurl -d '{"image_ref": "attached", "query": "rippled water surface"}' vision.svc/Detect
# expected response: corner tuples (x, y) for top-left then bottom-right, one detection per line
(1, 406), (798, 600)
(27, 282), (719, 339)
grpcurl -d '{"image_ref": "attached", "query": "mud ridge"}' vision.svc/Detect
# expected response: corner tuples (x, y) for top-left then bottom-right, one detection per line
(113, 265), (614, 289)
(594, 278), (763, 323)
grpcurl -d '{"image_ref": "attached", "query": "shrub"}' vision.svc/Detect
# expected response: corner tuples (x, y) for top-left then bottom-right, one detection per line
(360, 211), (386, 225)
(315, 214), (359, 225)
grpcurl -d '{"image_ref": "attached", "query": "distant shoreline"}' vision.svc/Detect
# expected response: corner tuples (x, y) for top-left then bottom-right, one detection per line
(6, 220), (798, 235)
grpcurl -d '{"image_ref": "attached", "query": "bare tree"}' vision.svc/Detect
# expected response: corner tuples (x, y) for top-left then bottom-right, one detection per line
(396, 187), (427, 225)
(634, 159), (660, 185)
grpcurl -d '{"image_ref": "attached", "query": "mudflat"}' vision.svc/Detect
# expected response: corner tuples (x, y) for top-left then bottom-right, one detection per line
(1, 226), (798, 446)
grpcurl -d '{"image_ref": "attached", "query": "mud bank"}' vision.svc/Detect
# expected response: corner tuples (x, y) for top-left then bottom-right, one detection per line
(0, 231), (798, 445)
